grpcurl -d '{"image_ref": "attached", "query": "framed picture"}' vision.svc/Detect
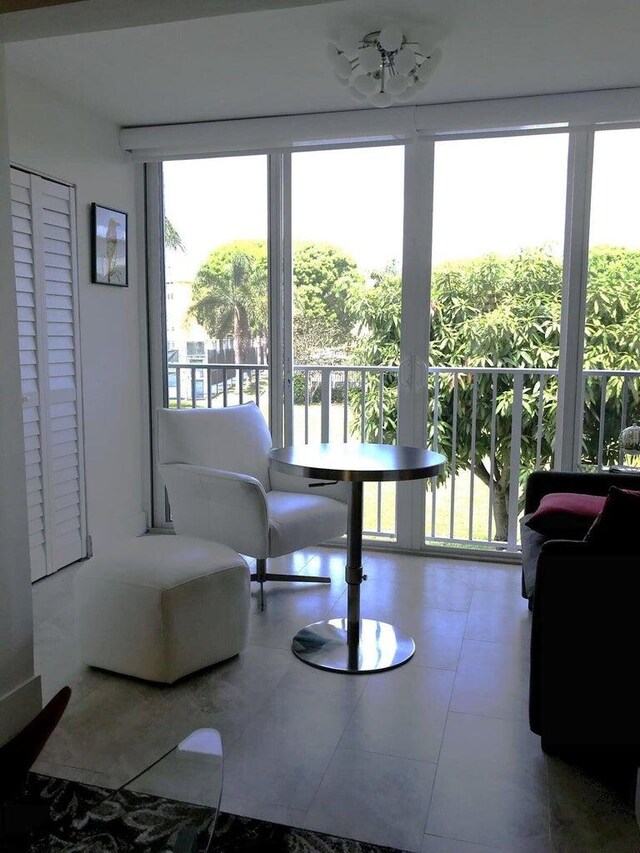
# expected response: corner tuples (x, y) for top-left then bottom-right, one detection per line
(90, 203), (128, 286)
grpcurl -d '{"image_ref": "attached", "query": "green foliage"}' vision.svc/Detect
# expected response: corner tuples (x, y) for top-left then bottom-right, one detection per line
(348, 263), (402, 443)
(293, 372), (345, 405)
(293, 242), (364, 362)
(352, 246), (640, 540)
(582, 245), (640, 468)
(191, 240), (364, 364)
(164, 218), (185, 252)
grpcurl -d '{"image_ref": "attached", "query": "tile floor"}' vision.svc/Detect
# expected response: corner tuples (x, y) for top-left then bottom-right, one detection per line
(31, 545), (640, 852)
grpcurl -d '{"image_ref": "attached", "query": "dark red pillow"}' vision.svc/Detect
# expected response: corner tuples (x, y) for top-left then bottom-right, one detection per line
(583, 486), (640, 552)
(525, 492), (606, 536)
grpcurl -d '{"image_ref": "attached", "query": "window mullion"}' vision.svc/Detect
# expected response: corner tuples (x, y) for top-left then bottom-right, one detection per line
(555, 129), (594, 470)
(397, 139), (435, 549)
(267, 153), (291, 446)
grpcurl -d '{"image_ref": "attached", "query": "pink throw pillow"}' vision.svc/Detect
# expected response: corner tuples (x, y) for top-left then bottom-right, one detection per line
(525, 492), (606, 536)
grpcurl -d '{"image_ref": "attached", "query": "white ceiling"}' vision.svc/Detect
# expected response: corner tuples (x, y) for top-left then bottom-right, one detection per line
(4, 0), (640, 128)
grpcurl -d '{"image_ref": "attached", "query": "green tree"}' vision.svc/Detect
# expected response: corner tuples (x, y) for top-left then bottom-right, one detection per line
(190, 240), (364, 365)
(352, 246), (640, 542)
(293, 242), (364, 362)
(190, 240), (268, 363)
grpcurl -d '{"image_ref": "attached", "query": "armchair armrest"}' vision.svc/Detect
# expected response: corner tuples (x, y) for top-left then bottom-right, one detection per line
(158, 463), (270, 558)
(524, 469), (640, 513)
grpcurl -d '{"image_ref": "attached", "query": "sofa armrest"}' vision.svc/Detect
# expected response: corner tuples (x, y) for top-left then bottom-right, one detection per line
(524, 469), (640, 514)
(529, 542), (640, 754)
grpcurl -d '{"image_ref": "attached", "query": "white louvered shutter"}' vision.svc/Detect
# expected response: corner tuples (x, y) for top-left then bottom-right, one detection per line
(11, 168), (86, 580)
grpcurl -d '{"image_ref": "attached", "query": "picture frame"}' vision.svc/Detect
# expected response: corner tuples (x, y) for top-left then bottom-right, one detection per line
(90, 203), (128, 286)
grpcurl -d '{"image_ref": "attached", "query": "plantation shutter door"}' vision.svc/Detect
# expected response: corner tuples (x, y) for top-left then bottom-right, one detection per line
(11, 168), (86, 579)
(12, 169), (47, 580)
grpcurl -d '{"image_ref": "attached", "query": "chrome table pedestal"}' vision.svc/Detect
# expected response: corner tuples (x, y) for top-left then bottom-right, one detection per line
(269, 443), (446, 674)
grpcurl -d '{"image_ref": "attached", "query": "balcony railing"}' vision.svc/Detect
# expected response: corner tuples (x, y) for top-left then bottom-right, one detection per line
(166, 361), (640, 553)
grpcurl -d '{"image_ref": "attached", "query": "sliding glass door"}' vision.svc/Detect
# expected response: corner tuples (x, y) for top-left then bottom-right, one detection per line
(580, 128), (640, 471)
(290, 146), (404, 541)
(428, 133), (569, 549)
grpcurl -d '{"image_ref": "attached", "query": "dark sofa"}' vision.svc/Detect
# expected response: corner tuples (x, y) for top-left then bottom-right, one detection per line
(522, 470), (640, 757)
(520, 469), (640, 607)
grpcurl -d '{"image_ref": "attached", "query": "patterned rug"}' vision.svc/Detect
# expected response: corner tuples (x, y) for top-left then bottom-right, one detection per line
(1, 773), (408, 852)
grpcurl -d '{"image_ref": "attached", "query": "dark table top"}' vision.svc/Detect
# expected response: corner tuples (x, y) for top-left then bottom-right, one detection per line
(269, 442), (446, 483)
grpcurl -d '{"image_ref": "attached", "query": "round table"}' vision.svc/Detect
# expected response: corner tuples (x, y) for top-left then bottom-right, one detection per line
(268, 443), (446, 674)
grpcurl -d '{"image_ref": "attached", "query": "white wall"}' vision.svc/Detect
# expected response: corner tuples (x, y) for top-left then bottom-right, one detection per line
(0, 48), (41, 745)
(7, 70), (148, 553)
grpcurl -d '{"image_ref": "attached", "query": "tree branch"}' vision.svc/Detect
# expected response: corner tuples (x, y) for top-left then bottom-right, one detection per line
(473, 461), (492, 488)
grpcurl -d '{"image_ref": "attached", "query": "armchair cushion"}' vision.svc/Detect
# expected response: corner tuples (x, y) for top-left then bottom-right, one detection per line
(267, 490), (347, 557)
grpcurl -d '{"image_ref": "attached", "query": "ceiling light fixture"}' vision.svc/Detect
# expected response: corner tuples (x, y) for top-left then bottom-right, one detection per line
(328, 25), (441, 108)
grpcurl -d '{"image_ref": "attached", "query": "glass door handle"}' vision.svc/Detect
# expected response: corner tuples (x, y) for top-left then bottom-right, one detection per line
(415, 358), (427, 391)
(399, 358), (412, 389)
(399, 357), (427, 391)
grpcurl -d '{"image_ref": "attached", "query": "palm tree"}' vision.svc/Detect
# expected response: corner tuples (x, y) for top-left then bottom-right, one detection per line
(190, 242), (268, 364)
(164, 217), (185, 252)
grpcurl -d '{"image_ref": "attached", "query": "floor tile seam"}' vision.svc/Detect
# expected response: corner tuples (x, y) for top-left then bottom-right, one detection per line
(280, 732), (345, 821)
(406, 659), (458, 672)
(37, 759), (121, 791)
(445, 706), (529, 724)
(421, 594), (474, 825)
(444, 709), (550, 759)
(41, 759), (111, 778)
(303, 742), (438, 852)
(212, 675), (285, 750)
(304, 675), (386, 820)
(471, 567), (521, 589)
(332, 743), (439, 769)
(422, 829), (504, 850)
(459, 634), (531, 650)
(299, 744), (437, 853)
(238, 668), (369, 744)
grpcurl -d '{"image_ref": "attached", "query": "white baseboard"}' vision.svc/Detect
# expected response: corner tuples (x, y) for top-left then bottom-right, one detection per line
(0, 675), (42, 747)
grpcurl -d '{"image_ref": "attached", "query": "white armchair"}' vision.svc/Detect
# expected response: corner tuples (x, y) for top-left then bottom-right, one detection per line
(156, 402), (348, 607)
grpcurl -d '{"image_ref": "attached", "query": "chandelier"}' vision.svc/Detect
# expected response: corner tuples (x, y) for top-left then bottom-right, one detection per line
(327, 25), (441, 108)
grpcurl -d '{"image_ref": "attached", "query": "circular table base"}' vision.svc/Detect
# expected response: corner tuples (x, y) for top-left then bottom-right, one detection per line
(292, 618), (415, 673)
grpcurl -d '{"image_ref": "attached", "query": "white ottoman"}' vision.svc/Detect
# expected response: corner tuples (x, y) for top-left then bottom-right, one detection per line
(74, 535), (250, 684)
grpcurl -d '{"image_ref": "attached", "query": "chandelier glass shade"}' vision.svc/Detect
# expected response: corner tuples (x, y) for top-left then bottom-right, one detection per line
(327, 25), (441, 108)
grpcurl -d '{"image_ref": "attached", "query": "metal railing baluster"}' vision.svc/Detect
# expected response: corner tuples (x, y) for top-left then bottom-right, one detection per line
(597, 375), (607, 471)
(469, 373), (478, 541)
(163, 360), (640, 551)
(449, 372), (458, 541)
